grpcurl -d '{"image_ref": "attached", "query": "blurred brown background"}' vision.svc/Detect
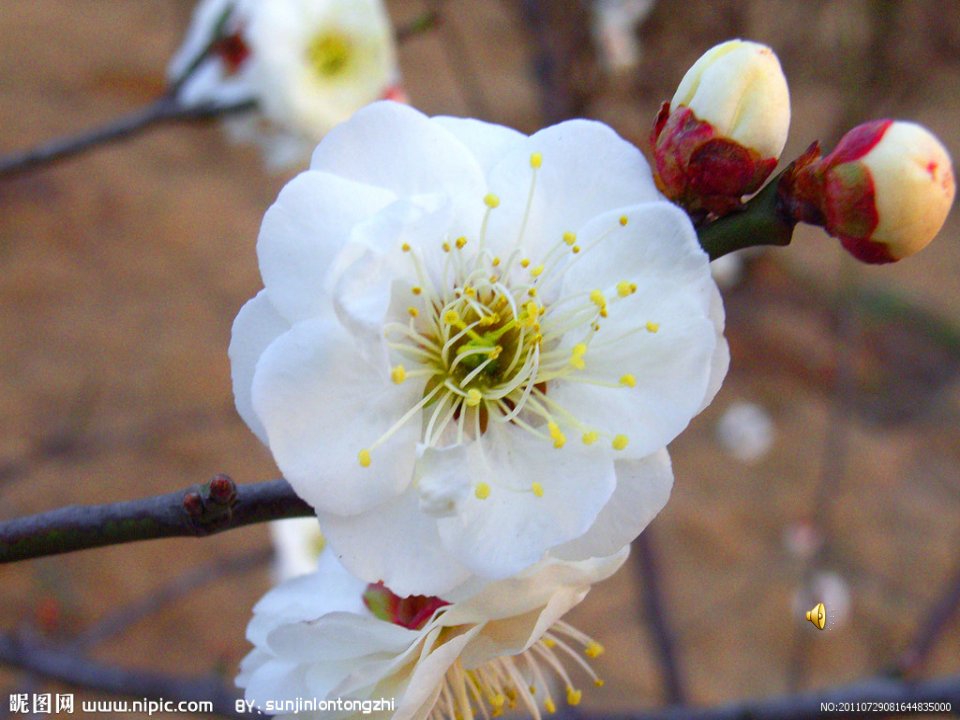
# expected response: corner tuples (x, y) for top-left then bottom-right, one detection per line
(1, 1), (958, 718)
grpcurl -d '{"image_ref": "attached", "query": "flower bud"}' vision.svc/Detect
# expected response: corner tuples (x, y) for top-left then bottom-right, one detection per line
(821, 120), (954, 263)
(651, 39), (790, 216)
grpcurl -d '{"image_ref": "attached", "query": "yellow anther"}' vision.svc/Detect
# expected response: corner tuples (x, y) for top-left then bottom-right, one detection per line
(492, 256), (501, 266)
(520, 258), (531, 268)
(391, 365), (407, 384)
(562, 231), (577, 246)
(484, 193), (500, 209)
(489, 275), (498, 283)
(530, 152), (543, 169)
(411, 286), (422, 295)
(612, 434), (629, 451)
(619, 215), (629, 226)
(582, 431), (599, 445)
(527, 288), (537, 297)
(455, 236), (467, 249)
(569, 343), (587, 370)
(594, 679), (605, 688)
(524, 301), (539, 325)
(466, 388), (483, 407)
(548, 421), (566, 449)
(475, 482), (491, 500)
(545, 698), (557, 714)
(491, 694), (506, 709)
(529, 686), (537, 696)
(358, 449), (371, 468)
(590, 289), (606, 308)
(616, 281), (637, 297)
(478, 314), (497, 327)
(491, 708), (503, 718)
(566, 688), (582, 706)
(442, 241), (451, 252)
(646, 321), (660, 333)
(542, 637), (556, 648)
(584, 641), (605, 658)
(619, 374), (636, 387)
(490, 345), (503, 359)
(407, 306), (419, 318)
(572, 245), (581, 254)
(464, 286), (476, 298)
(401, 242), (411, 252)
(530, 264), (544, 277)
(532, 482), (544, 497)
(444, 310), (461, 325)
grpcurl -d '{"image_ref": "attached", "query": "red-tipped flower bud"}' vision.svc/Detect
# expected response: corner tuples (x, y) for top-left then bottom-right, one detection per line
(781, 120), (955, 263)
(651, 39), (790, 216)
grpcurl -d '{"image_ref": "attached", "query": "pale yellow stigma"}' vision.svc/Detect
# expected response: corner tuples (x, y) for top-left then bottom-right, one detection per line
(484, 193), (500, 209)
(562, 231), (577, 246)
(569, 343), (587, 369)
(530, 152), (543, 169)
(466, 388), (483, 407)
(475, 482), (491, 500)
(612, 434), (629, 451)
(619, 374), (636, 387)
(358, 449), (371, 468)
(646, 321), (660, 333)
(548, 421), (566, 449)
(616, 281), (637, 297)
(532, 482), (544, 497)
(585, 641), (605, 658)
(391, 365), (407, 384)
(582, 431), (599, 445)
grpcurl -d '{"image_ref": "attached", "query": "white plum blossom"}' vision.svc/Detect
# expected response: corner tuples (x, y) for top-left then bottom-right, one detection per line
(230, 101), (728, 596)
(167, 0), (401, 169)
(270, 517), (327, 582)
(238, 544), (628, 720)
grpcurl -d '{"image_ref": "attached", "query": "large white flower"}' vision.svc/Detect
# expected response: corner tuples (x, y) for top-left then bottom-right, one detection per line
(167, 0), (400, 168)
(237, 544), (628, 720)
(230, 101), (728, 595)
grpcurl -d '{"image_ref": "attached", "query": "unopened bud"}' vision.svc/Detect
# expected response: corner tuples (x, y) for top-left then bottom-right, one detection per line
(208, 472), (238, 506)
(781, 120), (955, 263)
(651, 39), (790, 216)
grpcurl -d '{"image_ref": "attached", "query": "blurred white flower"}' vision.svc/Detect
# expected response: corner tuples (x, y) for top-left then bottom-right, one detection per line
(238, 544), (628, 719)
(782, 520), (823, 561)
(591, 0), (656, 72)
(269, 517), (326, 582)
(230, 101), (728, 595)
(168, 0), (401, 169)
(793, 571), (852, 630)
(716, 400), (774, 463)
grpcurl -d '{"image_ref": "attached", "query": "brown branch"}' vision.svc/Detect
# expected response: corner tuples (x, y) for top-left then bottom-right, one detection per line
(897, 559), (960, 675)
(0, 475), (313, 564)
(0, 633), (244, 718)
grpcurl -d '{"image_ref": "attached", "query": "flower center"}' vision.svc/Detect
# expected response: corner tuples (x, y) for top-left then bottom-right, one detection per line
(358, 152), (662, 492)
(305, 31), (353, 79)
(431, 620), (606, 720)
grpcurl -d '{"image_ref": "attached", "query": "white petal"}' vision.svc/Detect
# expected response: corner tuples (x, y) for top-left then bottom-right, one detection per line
(442, 548), (628, 623)
(229, 290), (292, 445)
(267, 612), (417, 663)
(549, 203), (718, 458)
(310, 102), (488, 237)
(552, 450), (673, 561)
(252, 317), (421, 516)
(431, 425), (617, 579)
(393, 626), (483, 720)
(256, 170), (395, 324)
(483, 118), (660, 260)
(318, 488), (473, 597)
(240, 658), (311, 710)
(700, 280), (730, 412)
(431, 116), (527, 175)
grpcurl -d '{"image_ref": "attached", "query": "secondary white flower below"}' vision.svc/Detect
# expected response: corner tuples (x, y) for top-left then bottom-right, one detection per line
(168, 0), (401, 169)
(237, 545), (628, 720)
(230, 101), (728, 595)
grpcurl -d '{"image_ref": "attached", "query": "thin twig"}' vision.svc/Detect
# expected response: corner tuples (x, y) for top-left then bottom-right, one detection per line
(896, 559), (960, 676)
(633, 530), (686, 705)
(595, 673), (960, 720)
(0, 97), (254, 179)
(0, 476), (312, 564)
(0, 633), (244, 718)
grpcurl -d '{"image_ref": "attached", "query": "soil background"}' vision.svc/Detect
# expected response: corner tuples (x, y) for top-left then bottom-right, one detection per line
(1, 1), (959, 718)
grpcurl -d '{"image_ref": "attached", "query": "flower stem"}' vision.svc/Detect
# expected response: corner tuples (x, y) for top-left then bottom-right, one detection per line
(0, 96), (255, 179)
(696, 170), (797, 261)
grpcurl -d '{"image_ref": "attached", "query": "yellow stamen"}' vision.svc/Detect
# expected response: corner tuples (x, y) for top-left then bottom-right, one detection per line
(569, 343), (587, 370)
(442, 241), (451, 252)
(532, 482), (544, 497)
(619, 215), (628, 226)
(582, 431), (599, 445)
(530, 152), (543, 169)
(585, 641), (605, 658)
(475, 482), (491, 500)
(484, 193), (500, 209)
(466, 388), (483, 407)
(545, 698), (557, 714)
(548, 421), (566, 448)
(616, 281), (637, 297)
(401, 242), (411, 252)
(358, 449), (371, 468)
(530, 264), (544, 278)
(408, 306), (419, 318)
(612, 435), (629, 451)
(562, 231), (576, 246)
(566, 688), (582, 706)
(412, 286), (422, 295)
(619, 374), (636, 387)
(391, 365), (407, 384)
(455, 236), (467, 249)
(646, 321), (660, 333)
(520, 258), (531, 268)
